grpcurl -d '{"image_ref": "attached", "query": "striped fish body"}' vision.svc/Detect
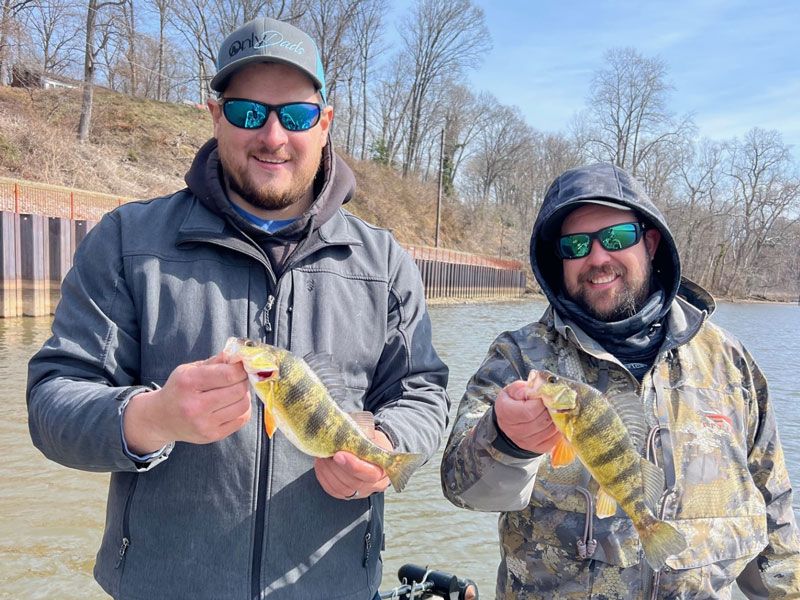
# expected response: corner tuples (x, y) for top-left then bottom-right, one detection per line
(534, 370), (686, 570)
(223, 337), (423, 492)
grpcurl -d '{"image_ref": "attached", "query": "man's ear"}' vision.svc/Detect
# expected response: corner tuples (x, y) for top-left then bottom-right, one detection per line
(208, 98), (223, 138)
(319, 105), (334, 147)
(644, 228), (661, 259)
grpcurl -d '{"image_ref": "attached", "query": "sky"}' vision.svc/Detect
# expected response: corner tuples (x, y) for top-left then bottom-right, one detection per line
(388, 0), (800, 156)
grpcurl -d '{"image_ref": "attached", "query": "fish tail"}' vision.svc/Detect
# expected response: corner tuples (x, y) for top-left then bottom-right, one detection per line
(639, 518), (687, 570)
(384, 452), (425, 493)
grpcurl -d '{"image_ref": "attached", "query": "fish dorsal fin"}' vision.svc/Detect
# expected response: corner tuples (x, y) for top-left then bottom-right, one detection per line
(595, 487), (617, 519)
(302, 352), (347, 398)
(640, 458), (666, 512)
(349, 411), (375, 436)
(550, 434), (577, 467)
(609, 392), (648, 452)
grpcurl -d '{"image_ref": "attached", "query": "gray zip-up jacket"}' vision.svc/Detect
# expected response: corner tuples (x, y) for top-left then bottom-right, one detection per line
(27, 140), (450, 600)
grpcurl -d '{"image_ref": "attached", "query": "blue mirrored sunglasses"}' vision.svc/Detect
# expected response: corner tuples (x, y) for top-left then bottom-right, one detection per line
(221, 98), (322, 132)
(557, 222), (645, 259)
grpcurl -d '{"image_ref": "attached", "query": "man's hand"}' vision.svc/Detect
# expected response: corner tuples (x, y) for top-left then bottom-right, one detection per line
(494, 372), (563, 454)
(123, 353), (252, 454)
(314, 429), (393, 500)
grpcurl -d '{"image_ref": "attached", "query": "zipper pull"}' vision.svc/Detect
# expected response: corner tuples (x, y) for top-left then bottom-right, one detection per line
(362, 532), (372, 567)
(262, 295), (275, 334)
(115, 537), (130, 569)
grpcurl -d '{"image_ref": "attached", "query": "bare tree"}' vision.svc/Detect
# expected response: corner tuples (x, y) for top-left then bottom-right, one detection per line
(141, 0), (173, 100)
(668, 139), (726, 287)
(76, 0), (125, 142)
(370, 51), (411, 166)
(120, 0), (136, 93)
(351, 0), (387, 160)
(437, 86), (492, 195)
(722, 128), (800, 296)
(398, 0), (490, 176)
(1, 0), (36, 83)
(583, 47), (693, 177)
(468, 101), (532, 201)
(170, 0), (296, 103)
(19, 0), (81, 73)
(299, 0), (361, 105)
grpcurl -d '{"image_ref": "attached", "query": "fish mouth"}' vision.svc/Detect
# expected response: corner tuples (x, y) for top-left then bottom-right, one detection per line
(254, 368), (278, 382)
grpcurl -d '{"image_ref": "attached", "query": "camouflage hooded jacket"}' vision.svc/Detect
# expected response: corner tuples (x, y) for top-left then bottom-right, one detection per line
(440, 284), (800, 599)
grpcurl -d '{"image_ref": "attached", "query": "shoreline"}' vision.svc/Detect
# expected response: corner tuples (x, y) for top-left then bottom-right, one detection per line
(427, 291), (799, 308)
(426, 292), (544, 307)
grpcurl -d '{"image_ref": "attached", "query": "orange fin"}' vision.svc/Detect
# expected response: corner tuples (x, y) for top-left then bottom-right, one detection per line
(261, 381), (277, 438)
(595, 487), (617, 518)
(550, 436), (577, 467)
(263, 408), (277, 438)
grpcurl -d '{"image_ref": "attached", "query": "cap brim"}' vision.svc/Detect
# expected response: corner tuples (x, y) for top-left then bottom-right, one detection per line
(210, 55), (324, 94)
(540, 198), (634, 240)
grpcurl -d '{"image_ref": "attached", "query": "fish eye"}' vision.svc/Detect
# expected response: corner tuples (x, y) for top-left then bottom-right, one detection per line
(547, 375), (557, 384)
(244, 340), (255, 347)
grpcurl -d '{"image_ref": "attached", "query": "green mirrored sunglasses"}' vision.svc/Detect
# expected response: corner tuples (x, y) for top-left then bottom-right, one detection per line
(557, 222), (645, 259)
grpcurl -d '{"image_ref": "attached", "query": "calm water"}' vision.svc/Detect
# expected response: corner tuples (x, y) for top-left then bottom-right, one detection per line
(1, 300), (798, 598)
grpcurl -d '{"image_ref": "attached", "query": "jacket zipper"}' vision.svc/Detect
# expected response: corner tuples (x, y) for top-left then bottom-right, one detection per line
(252, 291), (277, 600)
(115, 476), (139, 572)
(362, 497), (374, 567)
(251, 412), (269, 600)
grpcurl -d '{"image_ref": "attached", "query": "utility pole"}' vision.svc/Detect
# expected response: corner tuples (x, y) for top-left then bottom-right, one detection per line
(435, 127), (444, 247)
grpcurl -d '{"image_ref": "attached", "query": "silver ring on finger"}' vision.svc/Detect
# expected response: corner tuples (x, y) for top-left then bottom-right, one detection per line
(345, 489), (359, 500)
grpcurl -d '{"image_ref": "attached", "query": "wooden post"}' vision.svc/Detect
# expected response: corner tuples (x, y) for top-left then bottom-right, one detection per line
(49, 217), (73, 314)
(19, 214), (50, 316)
(0, 211), (21, 317)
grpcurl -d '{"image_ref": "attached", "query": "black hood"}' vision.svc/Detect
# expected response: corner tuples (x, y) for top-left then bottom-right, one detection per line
(530, 163), (682, 316)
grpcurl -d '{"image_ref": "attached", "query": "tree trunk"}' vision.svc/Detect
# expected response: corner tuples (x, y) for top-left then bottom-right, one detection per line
(157, 12), (164, 101)
(0, 0), (13, 85)
(76, 0), (97, 143)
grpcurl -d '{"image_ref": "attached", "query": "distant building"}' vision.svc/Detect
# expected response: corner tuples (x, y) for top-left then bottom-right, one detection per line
(11, 66), (78, 90)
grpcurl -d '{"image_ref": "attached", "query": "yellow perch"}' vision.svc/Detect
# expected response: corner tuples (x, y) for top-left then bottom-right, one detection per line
(532, 369), (687, 570)
(223, 337), (424, 492)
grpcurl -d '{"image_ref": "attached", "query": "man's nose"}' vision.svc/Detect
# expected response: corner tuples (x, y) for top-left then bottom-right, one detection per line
(584, 239), (613, 263)
(255, 112), (289, 147)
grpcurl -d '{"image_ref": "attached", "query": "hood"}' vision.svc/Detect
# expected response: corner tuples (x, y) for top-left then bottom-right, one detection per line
(184, 137), (355, 239)
(530, 162), (682, 316)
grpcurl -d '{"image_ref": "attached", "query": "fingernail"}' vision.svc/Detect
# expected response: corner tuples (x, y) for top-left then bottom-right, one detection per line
(333, 453), (346, 466)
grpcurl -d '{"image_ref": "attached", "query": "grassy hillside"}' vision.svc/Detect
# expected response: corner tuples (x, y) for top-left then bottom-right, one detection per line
(0, 85), (507, 255)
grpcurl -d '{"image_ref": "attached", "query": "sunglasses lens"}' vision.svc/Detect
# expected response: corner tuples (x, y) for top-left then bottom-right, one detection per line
(600, 223), (639, 251)
(278, 103), (321, 131)
(223, 100), (268, 129)
(559, 234), (591, 259)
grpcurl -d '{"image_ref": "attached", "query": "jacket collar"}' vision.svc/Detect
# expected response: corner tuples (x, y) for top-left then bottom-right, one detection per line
(543, 279), (710, 363)
(175, 189), (362, 251)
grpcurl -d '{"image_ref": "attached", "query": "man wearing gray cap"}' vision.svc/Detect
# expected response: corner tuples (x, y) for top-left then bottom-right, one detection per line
(441, 163), (800, 598)
(28, 16), (449, 600)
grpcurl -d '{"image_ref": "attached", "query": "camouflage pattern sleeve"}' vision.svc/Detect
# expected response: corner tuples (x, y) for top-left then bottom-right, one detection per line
(736, 345), (800, 597)
(440, 332), (545, 512)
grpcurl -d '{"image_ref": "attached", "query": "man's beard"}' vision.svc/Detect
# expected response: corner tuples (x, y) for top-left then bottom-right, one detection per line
(221, 149), (322, 212)
(568, 263), (652, 322)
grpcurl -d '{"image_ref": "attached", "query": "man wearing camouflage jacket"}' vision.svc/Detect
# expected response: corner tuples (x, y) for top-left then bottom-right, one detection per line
(441, 163), (800, 598)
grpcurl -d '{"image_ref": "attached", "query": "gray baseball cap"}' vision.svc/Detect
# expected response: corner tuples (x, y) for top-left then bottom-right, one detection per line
(211, 17), (327, 103)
